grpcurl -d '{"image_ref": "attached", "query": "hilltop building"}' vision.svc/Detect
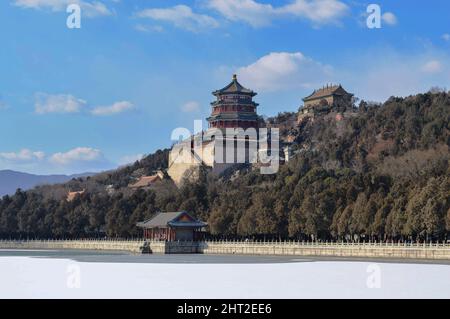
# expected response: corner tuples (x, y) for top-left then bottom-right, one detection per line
(137, 211), (207, 241)
(105, 185), (115, 195)
(167, 75), (260, 185)
(298, 84), (354, 123)
(303, 84), (353, 109)
(66, 190), (85, 202)
(128, 170), (164, 190)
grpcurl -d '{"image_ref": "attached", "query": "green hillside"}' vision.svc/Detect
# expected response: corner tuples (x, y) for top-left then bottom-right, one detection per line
(0, 91), (449, 241)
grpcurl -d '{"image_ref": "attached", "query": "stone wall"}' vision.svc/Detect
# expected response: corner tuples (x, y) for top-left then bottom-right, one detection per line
(148, 241), (450, 260)
(0, 239), (145, 253)
(197, 241), (450, 260)
(1, 240), (449, 260)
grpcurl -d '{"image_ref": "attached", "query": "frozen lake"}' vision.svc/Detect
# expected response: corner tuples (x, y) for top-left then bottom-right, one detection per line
(0, 249), (449, 299)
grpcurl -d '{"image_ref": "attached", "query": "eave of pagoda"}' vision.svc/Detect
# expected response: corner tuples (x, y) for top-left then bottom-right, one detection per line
(213, 91), (257, 97)
(210, 100), (259, 107)
(207, 113), (259, 121)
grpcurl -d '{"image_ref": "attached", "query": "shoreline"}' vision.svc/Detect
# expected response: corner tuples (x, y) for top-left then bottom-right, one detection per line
(1, 239), (449, 261)
(2, 248), (450, 265)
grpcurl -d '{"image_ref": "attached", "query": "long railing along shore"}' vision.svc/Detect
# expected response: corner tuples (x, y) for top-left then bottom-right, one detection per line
(205, 239), (450, 248)
(0, 239), (449, 260)
(0, 238), (449, 248)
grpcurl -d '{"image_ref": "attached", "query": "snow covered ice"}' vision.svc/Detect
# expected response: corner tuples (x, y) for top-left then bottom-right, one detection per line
(0, 253), (449, 299)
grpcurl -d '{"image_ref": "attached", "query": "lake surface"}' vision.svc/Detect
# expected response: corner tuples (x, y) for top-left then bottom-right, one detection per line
(1, 249), (449, 298)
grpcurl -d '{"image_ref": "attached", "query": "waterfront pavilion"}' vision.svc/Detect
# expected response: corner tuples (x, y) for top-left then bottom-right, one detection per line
(137, 211), (207, 241)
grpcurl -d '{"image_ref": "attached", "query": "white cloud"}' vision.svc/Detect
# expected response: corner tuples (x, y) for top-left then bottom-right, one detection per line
(90, 101), (134, 116)
(206, 0), (274, 27)
(235, 52), (333, 92)
(221, 48), (449, 104)
(13, 0), (112, 17)
(382, 12), (397, 26)
(280, 0), (350, 24)
(135, 24), (164, 33)
(34, 95), (134, 116)
(35, 93), (86, 114)
(421, 60), (443, 74)
(136, 5), (219, 32)
(0, 149), (45, 162)
(49, 147), (102, 165)
(342, 49), (450, 102)
(181, 101), (201, 113)
(81, 1), (111, 17)
(207, 0), (349, 27)
(0, 147), (113, 174)
(442, 34), (450, 42)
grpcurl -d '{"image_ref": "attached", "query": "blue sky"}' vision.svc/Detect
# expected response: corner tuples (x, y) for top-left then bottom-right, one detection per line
(0, 0), (449, 174)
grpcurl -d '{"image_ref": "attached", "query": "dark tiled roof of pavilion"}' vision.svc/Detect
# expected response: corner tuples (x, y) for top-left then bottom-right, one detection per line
(303, 84), (353, 101)
(136, 212), (207, 229)
(213, 74), (256, 96)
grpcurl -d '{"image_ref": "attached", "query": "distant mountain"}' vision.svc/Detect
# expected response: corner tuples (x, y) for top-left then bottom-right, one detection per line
(0, 170), (93, 196)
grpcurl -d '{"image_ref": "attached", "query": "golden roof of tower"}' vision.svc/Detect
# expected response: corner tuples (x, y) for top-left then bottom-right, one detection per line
(213, 74), (256, 96)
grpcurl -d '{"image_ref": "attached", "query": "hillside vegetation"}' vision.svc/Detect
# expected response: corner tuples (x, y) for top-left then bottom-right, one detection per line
(0, 91), (449, 241)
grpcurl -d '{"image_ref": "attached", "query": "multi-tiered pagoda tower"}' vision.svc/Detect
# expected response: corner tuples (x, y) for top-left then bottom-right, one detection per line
(168, 75), (261, 186)
(207, 74), (259, 130)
